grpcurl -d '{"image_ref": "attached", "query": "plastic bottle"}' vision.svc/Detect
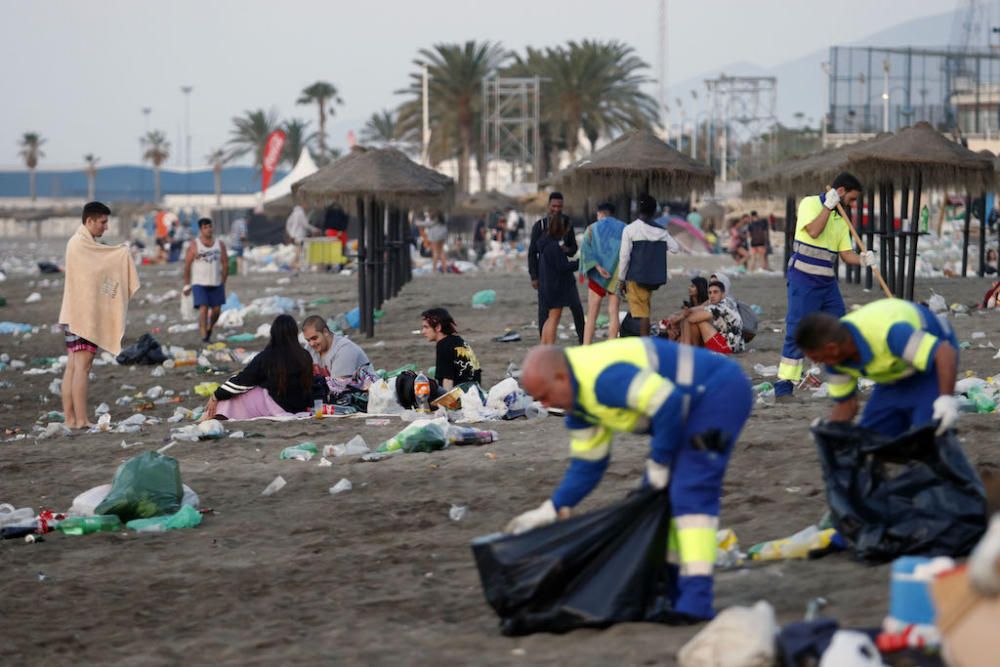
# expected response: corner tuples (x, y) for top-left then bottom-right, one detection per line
(968, 386), (997, 414)
(57, 515), (122, 536)
(752, 381), (773, 394)
(748, 526), (837, 560)
(414, 372), (431, 413)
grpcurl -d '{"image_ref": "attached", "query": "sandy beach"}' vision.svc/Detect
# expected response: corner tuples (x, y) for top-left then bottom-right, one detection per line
(2, 242), (999, 666)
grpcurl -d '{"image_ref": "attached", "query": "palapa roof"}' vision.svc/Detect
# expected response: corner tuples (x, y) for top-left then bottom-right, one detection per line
(744, 135), (889, 197)
(291, 147), (454, 210)
(452, 190), (518, 216)
(846, 122), (994, 190)
(552, 129), (715, 198)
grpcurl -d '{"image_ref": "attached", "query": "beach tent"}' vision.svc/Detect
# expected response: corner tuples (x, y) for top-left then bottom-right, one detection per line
(259, 148), (318, 214)
(656, 215), (713, 254)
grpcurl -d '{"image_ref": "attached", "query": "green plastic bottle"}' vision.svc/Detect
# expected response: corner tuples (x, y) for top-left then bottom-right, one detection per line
(57, 515), (122, 536)
(752, 382), (773, 394)
(968, 387), (997, 414)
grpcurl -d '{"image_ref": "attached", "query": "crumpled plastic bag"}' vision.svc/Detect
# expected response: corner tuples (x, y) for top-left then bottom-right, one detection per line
(71, 483), (199, 516)
(377, 417), (448, 453)
(127, 505), (203, 533)
(677, 601), (777, 667)
(486, 378), (535, 419)
(116, 333), (167, 366)
(367, 376), (403, 414)
(94, 451), (183, 521)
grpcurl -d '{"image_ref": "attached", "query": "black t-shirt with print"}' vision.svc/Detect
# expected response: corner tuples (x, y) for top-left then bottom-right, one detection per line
(435, 334), (481, 385)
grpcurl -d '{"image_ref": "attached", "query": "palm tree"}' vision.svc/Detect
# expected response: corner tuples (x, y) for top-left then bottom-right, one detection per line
(297, 82), (343, 164)
(280, 118), (317, 167)
(142, 130), (170, 202)
(360, 109), (398, 145)
(205, 148), (228, 205)
(18, 132), (45, 201)
(508, 40), (659, 167)
(83, 153), (99, 201)
(227, 108), (280, 172)
(396, 41), (508, 193)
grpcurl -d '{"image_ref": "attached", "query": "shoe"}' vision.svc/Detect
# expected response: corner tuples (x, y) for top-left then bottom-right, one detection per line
(773, 380), (794, 398)
(494, 330), (521, 343)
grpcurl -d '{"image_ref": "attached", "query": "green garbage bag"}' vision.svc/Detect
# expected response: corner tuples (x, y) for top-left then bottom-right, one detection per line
(472, 289), (496, 307)
(127, 505), (203, 533)
(94, 451), (183, 521)
(377, 419), (448, 454)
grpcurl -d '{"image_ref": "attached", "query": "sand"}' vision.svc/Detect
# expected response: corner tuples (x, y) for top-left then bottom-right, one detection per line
(1, 242), (999, 666)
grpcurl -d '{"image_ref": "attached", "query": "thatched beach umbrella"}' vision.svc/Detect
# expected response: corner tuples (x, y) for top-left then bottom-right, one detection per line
(552, 129), (715, 207)
(292, 148), (455, 336)
(452, 190), (517, 216)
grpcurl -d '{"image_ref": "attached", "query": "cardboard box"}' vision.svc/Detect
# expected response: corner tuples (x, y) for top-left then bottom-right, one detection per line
(931, 565), (1000, 667)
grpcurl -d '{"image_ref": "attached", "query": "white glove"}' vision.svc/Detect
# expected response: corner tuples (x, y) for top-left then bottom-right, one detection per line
(932, 394), (959, 435)
(645, 459), (670, 489)
(505, 499), (558, 535)
(824, 189), (841, 210)
(861, 250), (877, 267)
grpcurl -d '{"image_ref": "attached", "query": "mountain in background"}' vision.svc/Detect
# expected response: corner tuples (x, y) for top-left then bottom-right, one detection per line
(666, 8), (957, 126)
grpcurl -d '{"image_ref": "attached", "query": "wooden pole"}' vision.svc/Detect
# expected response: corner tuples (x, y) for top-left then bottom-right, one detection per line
(962, 194), (972, 277)
(979, 193), (988, 278)
(897, 182), (909, 296)
(865, 188), (875, 290)
(886, 184), (896, 290)
(357, 197), (368, 337)
(835, 200), (893, 298)
(783, 195), (794, 276)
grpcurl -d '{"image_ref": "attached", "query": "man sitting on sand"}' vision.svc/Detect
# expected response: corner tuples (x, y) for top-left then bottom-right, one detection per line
(301, 315), (374, 381)
(506, 338), (752, 622)
(420, 308), (481, 391)
(663, 280), (743, 354)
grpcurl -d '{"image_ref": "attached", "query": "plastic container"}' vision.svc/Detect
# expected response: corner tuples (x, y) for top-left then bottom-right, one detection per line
(968, 386), (997, 413)
(279, 443), (318, 461)
(887, 556), (955, 626)
(748, 525), (837, 560)
(414, 372), (431, 413)
(57, 515), (122, 536)
(0, 504), (35, 528)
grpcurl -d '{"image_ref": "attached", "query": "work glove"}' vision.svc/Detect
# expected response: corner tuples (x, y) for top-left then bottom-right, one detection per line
(645, 459), (670, 490)
(823, 189), (841, 211)
(505, 499), (557, 535)
(861, 250), (877, 267)
(932, 394), (959, 435)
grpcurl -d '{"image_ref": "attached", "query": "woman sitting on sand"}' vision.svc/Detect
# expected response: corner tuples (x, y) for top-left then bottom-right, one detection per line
(201, 314), (317, 420)
(661, 277), (709, 340)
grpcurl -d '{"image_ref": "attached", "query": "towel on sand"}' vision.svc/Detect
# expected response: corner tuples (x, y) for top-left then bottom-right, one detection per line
(58, 226), (140, 355)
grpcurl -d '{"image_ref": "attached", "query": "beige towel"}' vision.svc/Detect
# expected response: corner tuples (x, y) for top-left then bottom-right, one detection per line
(58, 226), (140, 355)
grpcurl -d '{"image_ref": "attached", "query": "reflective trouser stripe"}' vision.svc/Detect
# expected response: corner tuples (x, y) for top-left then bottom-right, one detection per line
(778, 357), (803, 382)
(667, 516), (717, 577)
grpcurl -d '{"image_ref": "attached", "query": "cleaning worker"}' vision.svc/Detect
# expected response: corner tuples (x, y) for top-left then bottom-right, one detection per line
(506, 338), (753, 622)
(794, 298), (959, 437)
(774, 172), (877, 399)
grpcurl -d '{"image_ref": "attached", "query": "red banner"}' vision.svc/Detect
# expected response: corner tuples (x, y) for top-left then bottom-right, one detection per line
(261, 129), (286, 194)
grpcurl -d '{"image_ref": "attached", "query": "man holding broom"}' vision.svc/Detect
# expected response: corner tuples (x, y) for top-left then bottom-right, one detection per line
(774, 172), (877, 399)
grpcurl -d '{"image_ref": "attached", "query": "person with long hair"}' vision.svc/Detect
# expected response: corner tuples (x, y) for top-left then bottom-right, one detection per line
(417, 211), (449, 273)
(661, 277), (709, 340)
(202, 314), (317, 420)
(420, 307), (482, 390)
(537, 214), (582, 345)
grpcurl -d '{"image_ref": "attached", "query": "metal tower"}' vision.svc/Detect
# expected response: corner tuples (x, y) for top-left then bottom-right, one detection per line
(704, 74), (778, 182)
(481, 75), (542, 186)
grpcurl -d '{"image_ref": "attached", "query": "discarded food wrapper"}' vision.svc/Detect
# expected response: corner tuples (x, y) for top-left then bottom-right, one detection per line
(449, 504), (468, 521)
(329, 478), (353, 495)
(280, 442), (318, 461)
(323, 435), (369, 458)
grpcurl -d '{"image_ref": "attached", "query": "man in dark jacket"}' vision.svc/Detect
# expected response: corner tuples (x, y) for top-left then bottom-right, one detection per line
(528, 192), (584, 343)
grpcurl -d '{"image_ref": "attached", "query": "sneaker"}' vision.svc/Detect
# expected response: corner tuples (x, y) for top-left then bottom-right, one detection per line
(494, 330), (521, 343)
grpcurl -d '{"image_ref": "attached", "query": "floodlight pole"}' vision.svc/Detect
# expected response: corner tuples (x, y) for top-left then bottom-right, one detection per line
(421, 65), (430, 166)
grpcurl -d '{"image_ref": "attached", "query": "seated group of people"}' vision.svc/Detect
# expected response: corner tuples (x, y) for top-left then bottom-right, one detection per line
(659, 272), (746, 355)
(201, 308), (481, 421)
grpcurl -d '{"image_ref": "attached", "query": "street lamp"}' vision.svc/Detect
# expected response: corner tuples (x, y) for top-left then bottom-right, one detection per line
(881, 59), (890, 133)
(181, 85), (193, 196)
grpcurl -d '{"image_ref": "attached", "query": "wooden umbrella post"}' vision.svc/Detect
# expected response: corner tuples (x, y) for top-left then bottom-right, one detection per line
(835, 199), (894, 298)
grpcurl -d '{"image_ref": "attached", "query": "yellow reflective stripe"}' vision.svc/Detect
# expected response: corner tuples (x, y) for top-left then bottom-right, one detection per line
(627, 371), (676, 416)
(827, 376), (858, 399)
(676, 526), (718, 565)
(680, 561), (715, 576)
(569, 426), (612, 461)
(778, 358), (803, 382)
(909, 333), (938, 371)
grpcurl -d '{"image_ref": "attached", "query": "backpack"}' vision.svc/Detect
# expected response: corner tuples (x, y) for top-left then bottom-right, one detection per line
(735, 301), (758, 342)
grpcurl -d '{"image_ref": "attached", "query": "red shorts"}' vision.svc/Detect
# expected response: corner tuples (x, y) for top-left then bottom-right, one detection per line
(587, 278), (608, 297)
(705, 332), (732, 355)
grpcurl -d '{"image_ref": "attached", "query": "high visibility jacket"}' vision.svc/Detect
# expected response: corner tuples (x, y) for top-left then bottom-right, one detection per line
(551, 337), (733, 509)
(826, 298), (952, 401)
(787, 194), (853, 286)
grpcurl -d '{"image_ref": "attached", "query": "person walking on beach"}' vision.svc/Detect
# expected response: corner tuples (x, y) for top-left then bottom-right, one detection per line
(507, 338), (752, 622)
(618, 194), (679, 337)
(537, 214), (582, 344)
(286, 202), (318, 273)
(229, 214), (248, 276)
(795, 298), (959, 437)
(58, 201), (140, 428)
(774, 172), (875, 398)
(183, 218), (228, 343)
(579, 202), (626, 344)
(528, 192), (584, 343)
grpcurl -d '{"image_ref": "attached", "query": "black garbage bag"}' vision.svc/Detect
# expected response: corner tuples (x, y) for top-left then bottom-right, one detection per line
(471, 488), (673, 636)
(37, 261), (62, 274)
(116, 333), (167, 365)
(813, 421), (987, 562)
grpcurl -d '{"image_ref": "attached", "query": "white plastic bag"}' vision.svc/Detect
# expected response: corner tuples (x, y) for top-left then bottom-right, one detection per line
(180, 291), (196, 321)
(677, 600), (776, 667)
(367, 377), (403, 414)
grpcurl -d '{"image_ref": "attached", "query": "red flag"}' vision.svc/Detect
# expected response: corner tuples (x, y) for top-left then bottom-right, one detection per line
(261, 129), (286, 194)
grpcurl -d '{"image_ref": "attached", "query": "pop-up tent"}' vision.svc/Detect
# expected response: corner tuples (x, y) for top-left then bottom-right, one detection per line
(259, 148), (318, 214)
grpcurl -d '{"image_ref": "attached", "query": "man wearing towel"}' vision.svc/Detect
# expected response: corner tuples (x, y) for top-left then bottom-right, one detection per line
(58, 202), (140, 428)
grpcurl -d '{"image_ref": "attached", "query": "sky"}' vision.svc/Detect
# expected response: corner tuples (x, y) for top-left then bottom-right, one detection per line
(0, 0), (955, 168)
